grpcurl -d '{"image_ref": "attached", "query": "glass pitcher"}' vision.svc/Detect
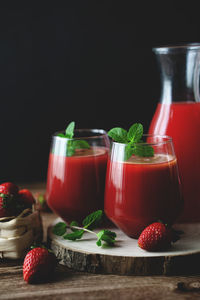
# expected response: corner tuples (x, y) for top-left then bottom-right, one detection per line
(149, 44), (200, 222)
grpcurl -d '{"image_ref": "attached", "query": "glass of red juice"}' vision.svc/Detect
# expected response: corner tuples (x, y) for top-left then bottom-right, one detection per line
(104, 135), (183, 238)
(46, 129), (110, 223)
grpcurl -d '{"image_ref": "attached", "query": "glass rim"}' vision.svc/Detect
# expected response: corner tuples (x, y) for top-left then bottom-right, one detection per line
(153, 43), (200, 54)
(53, 128), (108, 140)
(111, 134), (173, 146)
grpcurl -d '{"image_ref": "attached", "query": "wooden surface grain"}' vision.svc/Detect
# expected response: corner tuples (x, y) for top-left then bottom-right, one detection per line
(48, 218), (200, 276)
(1, 256), (200, 300)
(0, 183), (200, 299)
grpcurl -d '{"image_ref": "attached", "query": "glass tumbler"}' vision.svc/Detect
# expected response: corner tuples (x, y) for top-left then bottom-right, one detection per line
(46, 129), (110, 223)
(104, 135), (183, 238)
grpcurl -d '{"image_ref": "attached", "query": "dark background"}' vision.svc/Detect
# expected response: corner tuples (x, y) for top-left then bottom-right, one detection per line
(0, 3), (199, 183)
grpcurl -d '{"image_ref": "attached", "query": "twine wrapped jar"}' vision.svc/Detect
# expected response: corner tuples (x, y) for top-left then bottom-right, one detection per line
(0, 208), (43, 259)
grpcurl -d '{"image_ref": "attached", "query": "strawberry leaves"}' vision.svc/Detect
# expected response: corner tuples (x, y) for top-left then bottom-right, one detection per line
(0, 193), (13, 209)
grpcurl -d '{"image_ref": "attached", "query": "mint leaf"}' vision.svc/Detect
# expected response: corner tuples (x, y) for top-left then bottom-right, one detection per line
(57, 121), (91, 157)
(127, 123), (143, 144)
(70, 221), (79, 232)
(57, 133), (67, 138)
(73, 140), (90, 149)
(66, 140), (90, 156)
(52, 210), (117, 247)
(108, 123), (154, 160)
(70, 220), (79, 227)
(66, 140), (76, 156)
(65, 121), (75, 138)
(96, 230), (117, 246)
(108, 127), (128, 143)
(133, 144), (154, 157)
(63, 230), (84, 240)
(53, 222), (67, 236)
(124, 144), (135, 161)
(82, 210), (103, 229)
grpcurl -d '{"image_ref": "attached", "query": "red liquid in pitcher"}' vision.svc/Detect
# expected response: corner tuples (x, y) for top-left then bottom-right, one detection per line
(46, 147), (108, 222)
(149, 102), (200, 222)
(104, 154), (182, 238)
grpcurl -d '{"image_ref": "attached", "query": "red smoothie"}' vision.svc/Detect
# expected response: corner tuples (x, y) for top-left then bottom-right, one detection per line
(104, 154), (183, 238)
(46, 147), (108, 222)
(149, 102), (200, 222)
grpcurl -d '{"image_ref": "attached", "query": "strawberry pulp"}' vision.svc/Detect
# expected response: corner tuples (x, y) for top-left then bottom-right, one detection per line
(149, 102), (200, 222)
(46, 147), (108, 222)
(104, 154), (183, 238)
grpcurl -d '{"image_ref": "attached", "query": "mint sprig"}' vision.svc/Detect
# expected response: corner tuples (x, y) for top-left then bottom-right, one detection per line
(106, 127), (129, 143)
(57, 121), (90, 156)
(96, 230), (117, 246)
(52, 210), (117, 247)
(108, 123), (154, 160)
(65, 121), (75, 138)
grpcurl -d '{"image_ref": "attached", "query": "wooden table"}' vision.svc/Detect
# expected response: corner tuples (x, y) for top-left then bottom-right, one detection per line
(1, 183), (200, 299)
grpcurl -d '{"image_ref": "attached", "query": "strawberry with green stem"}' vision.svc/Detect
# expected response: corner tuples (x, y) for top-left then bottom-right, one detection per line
(0, 193), (14, 217)
(0, 182), (19, 196)
(0, 182), (37, 217)
(23, 247), (57, 284)
(138, 222), (181, 252)
(0, 182), (19, 217)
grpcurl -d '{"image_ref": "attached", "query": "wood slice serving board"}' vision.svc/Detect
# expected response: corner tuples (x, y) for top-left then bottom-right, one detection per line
(48, 218), (200, 276)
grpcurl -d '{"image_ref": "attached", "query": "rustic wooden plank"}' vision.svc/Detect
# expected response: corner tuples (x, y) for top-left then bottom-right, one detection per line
(48, 218), (200, 276)
(0, 184), (200, 299)
(0, 263), (200, 300)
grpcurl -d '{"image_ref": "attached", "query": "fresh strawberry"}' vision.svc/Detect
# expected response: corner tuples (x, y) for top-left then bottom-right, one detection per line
(0, 193), (14, 217)
(0, 182), (20, 217)
(0, 182), (19, 196)
(18, 189), (35, 208)
(138, 222), (178, 252)
(23, 247), (57, 284)
(0, 195), (6, 217)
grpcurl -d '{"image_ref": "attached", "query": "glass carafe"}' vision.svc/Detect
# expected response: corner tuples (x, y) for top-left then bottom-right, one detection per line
(149, 44), (200, 222)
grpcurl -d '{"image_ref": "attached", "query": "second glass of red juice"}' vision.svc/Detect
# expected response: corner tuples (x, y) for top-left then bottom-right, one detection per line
(104, 135), (183, 238)
(46, 129), (110, 223)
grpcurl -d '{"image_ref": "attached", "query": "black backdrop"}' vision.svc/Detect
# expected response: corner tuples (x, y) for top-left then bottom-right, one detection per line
(0, 3), (199, 182)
